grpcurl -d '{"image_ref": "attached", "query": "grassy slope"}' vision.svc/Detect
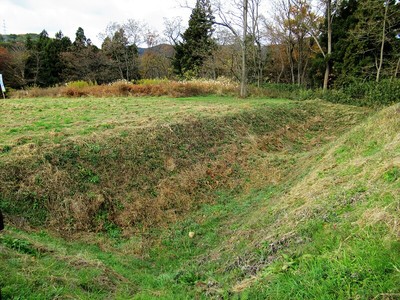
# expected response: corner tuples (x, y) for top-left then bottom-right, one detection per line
(1, 97), (398, 299)
(241, 103), (400, 299)
(1, 97), (359, 232)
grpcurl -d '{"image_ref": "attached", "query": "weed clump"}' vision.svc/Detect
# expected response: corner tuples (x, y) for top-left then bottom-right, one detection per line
(260, 79), (400, 107)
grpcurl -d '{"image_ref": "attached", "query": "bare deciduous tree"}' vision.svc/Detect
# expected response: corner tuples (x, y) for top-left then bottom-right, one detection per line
(144, 29), (160, 48)
(123, 19), (147, 46)
(304, 0), (337, 90)
(248, 0), (265, 87)
(376, 0), (389, 82)
(163, 17), (184, 45)
(265, 0), (297, 84)
(212, 0), (264, 97)
(9, 44), (29, 87)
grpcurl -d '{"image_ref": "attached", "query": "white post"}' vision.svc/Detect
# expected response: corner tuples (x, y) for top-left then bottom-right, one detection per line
(0, 74), (5, 99)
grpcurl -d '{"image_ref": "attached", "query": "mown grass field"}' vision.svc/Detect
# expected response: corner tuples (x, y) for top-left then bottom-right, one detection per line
(1, 95), (399, 299)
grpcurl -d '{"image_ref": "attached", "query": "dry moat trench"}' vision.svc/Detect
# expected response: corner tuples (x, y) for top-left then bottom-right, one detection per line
(0, 100), (370, 235)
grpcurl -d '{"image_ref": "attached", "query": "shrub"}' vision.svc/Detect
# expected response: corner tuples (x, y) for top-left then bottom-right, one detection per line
(260, 83), (313, 100)
(136, 78), (169, 85)
(321, 89), (352, 105)
(366, 79), (400, 106)
(66, 80), (96, 88)
(260, 79), (400, 107)
(322, 79), (400, 107)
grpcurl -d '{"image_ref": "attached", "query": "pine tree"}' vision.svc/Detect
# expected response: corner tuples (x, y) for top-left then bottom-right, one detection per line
(173, 0), (216, 78)
(73, 27), (88, 49)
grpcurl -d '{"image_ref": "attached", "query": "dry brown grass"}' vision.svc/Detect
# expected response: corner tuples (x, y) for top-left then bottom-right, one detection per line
(358, 207), (400, 238)
(10, 79), (239, 99)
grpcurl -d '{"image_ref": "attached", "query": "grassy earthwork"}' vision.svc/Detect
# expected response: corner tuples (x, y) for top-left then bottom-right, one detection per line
(0, 93), (399, 299)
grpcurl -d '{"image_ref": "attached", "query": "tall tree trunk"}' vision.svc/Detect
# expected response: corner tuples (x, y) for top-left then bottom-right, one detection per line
(125, 51), (130, 81)
(278, 49), (285, 83)
(212, 54), (217, 80)
(33, 51), (40, 86)
(394, 56), (400, 80)
(302, 53), (309, 85)
(323, 0), (332, 91)
(257, 41), (263, 87)
(298, 36), (303, 86)
(241, 0), (248, 98)
(376, 1), (389, 83)
(323, 63), (330, 90)
(287, 0), (295, 84)
(288, 44), (295, 84)
(250, 0), (262, 88)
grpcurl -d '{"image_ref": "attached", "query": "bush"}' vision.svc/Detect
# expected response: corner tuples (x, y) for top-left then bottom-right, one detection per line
(321, 89), (352, 105)
(259, 83), (318, 100)
(322, 79), (400, 107)
(66, 80), (96, 88)
(136, 78), (169, 85)
(260, 79), (400, 107)
(366, 80), (400, 106)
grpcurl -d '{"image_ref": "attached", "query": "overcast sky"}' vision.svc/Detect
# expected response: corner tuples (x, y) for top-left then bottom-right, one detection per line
(1, 0), (194, 46)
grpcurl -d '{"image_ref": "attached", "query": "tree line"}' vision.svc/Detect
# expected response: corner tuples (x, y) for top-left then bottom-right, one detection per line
(0, 0), (399, 94)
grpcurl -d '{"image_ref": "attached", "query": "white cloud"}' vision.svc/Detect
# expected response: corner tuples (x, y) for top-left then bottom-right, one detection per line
(1, 0), (194, 46)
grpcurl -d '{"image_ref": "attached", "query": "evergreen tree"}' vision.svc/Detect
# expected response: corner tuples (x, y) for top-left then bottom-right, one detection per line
(24, 30), (72, 87)
(329, 0), (359, 83)
(73, 27), (88, 49)
(173, 0), (216, 78)
(62, 27), (112, 83)
(309, 0), (359, 87)
(339, 0), (400, 83)
(24, 30), (50, 86)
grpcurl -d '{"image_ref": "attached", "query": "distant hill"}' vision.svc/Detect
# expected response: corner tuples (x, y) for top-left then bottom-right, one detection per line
(0, 33), (39, 43)
(0, 35), (175, 57)
(138, 43), (174, 57)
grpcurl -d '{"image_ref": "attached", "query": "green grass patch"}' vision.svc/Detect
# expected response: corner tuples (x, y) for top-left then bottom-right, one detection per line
(248, 226), (400, 300)
(383, 167), (400, 183)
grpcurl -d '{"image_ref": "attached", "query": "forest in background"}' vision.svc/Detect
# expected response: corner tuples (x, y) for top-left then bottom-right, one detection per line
(0, 0), (399, 96)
